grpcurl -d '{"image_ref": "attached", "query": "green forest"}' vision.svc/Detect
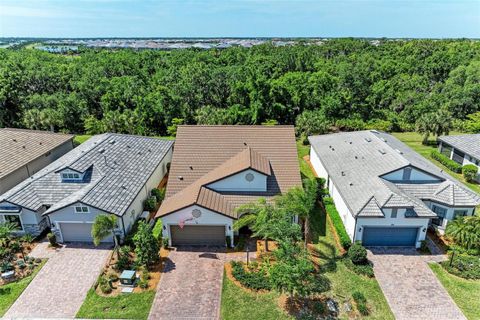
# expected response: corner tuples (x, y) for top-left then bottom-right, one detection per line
(1, 39), (479, 137)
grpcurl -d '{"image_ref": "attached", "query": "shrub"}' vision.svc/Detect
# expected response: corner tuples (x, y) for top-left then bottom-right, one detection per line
(226, 235), (231, 247)
(430, 150), (462, 173)
(115, 246), (131, 270)
(150, 188), (165, 203)
(230, 261), (271, 291)
(441, 254), (480, 279)
(343, 258), (375, 278)
(47, 232), (57, 246)
(10, 240), (21, 253)
(107, 271), (118, 282)
(21, 234), (35, 243)
(138, 278), (149, 289)
(352, 291), (369, 316)
(133, 221), (159, 267)
(323, 197), (352, 249)
(419, 240), (430, 254)
(348, 242), (368, 265)
(462, 164), (478, 182)
(98, 276), (112, 294)
(152, 219), (163, 241)
(143, 196), (157, 212)
(162, 237), (169, 249)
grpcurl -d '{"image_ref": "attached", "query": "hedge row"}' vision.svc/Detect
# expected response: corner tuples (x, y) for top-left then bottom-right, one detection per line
(323, 197), (352, 249)
(441, 254), (480, 280)
(430, 150), (462, 173)
(230, 261), (272, 291)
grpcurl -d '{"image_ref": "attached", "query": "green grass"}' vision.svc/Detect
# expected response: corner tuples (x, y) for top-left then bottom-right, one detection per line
(76, 289), (156, 320)
(0, 260), (47, 316)
(393, 132), (480, 195)
(221, 272), (291, 320)
(297, 140), (315, 179)
(430, 263), (480, 320)
(74, 134), (175, 146)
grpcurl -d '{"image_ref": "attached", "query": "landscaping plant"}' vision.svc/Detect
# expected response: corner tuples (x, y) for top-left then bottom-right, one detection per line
(323, 197), (352, 249)
(440, 254), (480, 280)
(133, 221), (159, 267)
(352, 291), (369, 316)
(430, 150), (462, 173)
(230, 261), (271, 291)
(47, 232), (57, 246)
(462, 164), (478, 183)
(143, 196), (157, 212)
(348, 242), (368, 265)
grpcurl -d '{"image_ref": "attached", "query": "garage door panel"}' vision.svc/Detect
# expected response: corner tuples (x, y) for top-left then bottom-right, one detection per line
(363, 227), (418, 247)
(60, 222), (113, 243)
(170, 225), (225, 246)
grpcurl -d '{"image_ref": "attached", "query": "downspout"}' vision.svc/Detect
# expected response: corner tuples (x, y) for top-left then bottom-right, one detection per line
(120, 215), (126, 242)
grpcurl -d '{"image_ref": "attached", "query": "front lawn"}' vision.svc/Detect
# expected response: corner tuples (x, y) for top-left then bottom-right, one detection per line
(76, 289), (156, 320)
(297, 140), (315, 179)
(392, 132), (480, 195)
(0, 260), (47, 316)
(430, 263), (480, 320)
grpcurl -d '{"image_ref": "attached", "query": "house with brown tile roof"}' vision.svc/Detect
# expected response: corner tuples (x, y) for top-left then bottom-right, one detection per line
(156, 125), (302, 246)
(0, 128), (74, 195)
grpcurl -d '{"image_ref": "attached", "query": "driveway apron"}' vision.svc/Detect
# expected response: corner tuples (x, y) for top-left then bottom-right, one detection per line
(4, 242), (111, 319)
(368, 247), (466, 320)
(149, 246), (225, 320)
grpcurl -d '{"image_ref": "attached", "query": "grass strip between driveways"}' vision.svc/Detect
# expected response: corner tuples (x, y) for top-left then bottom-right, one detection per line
(429, 263), (480, 320)
(0, 259), (47, 317)
(76, 288), (156, 320)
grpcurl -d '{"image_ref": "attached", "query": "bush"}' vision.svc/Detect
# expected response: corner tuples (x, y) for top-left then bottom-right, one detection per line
(343, 258), (375, 278)
(441, 254), (480, 279)
(115, 246), (131, 270)
(323, 197), (352, 249)
(47, 232), (57, 246)
(348, 242), (368, 265)
(150, 188), (165, 203)
(143, 196), (157, 212)
(462, 164), (478, 182)
(162, 237), (169, 248)
(352, 291), (369, 316)
(107, 271), (118, 282)
(230, 261), (271, 291)
(133, 221), (159, 267)
(98, 276), (112, 294)
(152, 219), (163, 241)
(430, 150), (462, 173)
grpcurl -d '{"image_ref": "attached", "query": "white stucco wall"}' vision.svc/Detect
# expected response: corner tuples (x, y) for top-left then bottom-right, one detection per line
(356, 208), (430, 248)
(160, 205), (234, 246)
(310, 146), (328, 179)
(208, 169), (267, 192)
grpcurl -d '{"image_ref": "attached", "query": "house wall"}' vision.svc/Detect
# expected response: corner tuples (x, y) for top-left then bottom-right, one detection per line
(423, 200), (475, 234)
(121, 148), (173, 234)
(160, 205), (234, 246)
(207, 169), (267, 192)
(0, 140), (74, 194)
(0, 201), (47, 236)
(356, 208), (430, 248)
(309, 146), (356, 239)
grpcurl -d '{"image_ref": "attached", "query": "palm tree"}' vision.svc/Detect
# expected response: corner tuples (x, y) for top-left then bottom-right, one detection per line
(92, 214), (119, 257)
(446, 215), (480, 250)
(276, 178), (318, 245)
(0, 222), (17, 248)
(234, 198), (276, 252)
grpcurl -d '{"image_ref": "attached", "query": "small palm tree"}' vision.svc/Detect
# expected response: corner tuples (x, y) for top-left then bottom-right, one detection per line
(92, 215), (119, 257)
(446, 215), (480, 250)
(0, 222), (17, 248)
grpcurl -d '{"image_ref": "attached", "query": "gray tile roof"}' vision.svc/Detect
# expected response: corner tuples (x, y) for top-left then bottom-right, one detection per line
(438, 134), (480, 160)
(308, 130), (480, 218)
(0, 128), (73, 179)
(0, 134), (173, 216)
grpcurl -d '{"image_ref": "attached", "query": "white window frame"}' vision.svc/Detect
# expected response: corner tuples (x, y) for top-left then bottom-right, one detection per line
(74, 205), (90, 214)
(61, 170), (83, 181)
(1, 213), (24, 232)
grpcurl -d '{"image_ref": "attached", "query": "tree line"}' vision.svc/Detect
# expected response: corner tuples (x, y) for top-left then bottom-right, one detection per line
(0, 39), (479, 137)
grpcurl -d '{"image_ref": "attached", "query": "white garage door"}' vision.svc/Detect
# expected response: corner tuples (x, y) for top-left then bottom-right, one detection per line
(60, 222), (113, 243)
(170, 225), (225, 246)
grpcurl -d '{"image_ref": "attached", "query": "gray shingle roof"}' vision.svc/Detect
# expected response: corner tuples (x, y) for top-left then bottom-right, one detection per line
(0, 128), (73, 179)
(438, 134), (480, 160)
(309, 130), (480, 218)
(0, 134), (173, 216)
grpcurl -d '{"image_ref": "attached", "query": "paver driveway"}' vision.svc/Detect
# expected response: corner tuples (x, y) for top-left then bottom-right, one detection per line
(4, 242), (110, 319)
(149, 246), (226, 320)
(368, 247), (466, 320)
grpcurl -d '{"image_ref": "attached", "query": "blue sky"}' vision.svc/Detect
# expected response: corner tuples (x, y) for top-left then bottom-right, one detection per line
(1, 0), (479, 38)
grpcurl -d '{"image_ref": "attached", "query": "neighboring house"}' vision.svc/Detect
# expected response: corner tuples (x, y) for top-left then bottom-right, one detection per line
(309, 130), (480, 248)
(438, 134), (480, 182)
(156, 125), (302, 247)
(0, 128), (74, 194)
(0, 133), (173, 242)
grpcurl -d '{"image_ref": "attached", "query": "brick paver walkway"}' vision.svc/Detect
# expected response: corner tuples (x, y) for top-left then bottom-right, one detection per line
(149, 246), (226, 320)
(368, 247), (466, 320)
(4, 242), (111, 319)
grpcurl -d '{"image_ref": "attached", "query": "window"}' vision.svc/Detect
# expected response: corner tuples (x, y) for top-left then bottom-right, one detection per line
(0, 205), (20, 213)
(3, 215), (23, 231)
(453, 210), (468, 220)
(61, 171), (82, 181)
(432, 205), (447, 226)
(74, 205), (89, 213)
(391, 208), (398, 218)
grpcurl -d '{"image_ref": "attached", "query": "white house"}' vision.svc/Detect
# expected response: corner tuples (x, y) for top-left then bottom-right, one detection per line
(0, 128), (74, 195)
(309, 130), (480, 248)
(438, 134), (480, 182)
(156, 125), (302, 247)
(0, 133), (173, 243)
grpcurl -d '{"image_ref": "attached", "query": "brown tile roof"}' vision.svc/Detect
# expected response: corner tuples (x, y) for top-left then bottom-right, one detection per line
(156, 125), (301, 219)
(0, 128), (73, 179)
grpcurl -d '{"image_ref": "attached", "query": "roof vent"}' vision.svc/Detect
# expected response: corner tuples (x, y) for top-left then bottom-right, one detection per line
(121, 185), (127, 190)
(243, 142), (247, 146)
(381, 138), (387, 142)
(395, 149), (403, 154)
(178, 176), (183, 180)
(349, 141), (352, 144)
(126, 145), (131, 149)
(39, 142), (43, 145)
(341, 171), (346, 176)
(99, 148), (105, 154)
(22, 145), (26, 149)
(378, 149), (386, 155)
(109, 140), (116, 145)
(12, 138), (17, 142)
(189, 166), (193, 170)
(331, 147), (335, 151)
(364, 137), (372, 142)
(349, 182), (354, 186)
(147, 148), (151, 152)
(354, 156), (358, 159)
